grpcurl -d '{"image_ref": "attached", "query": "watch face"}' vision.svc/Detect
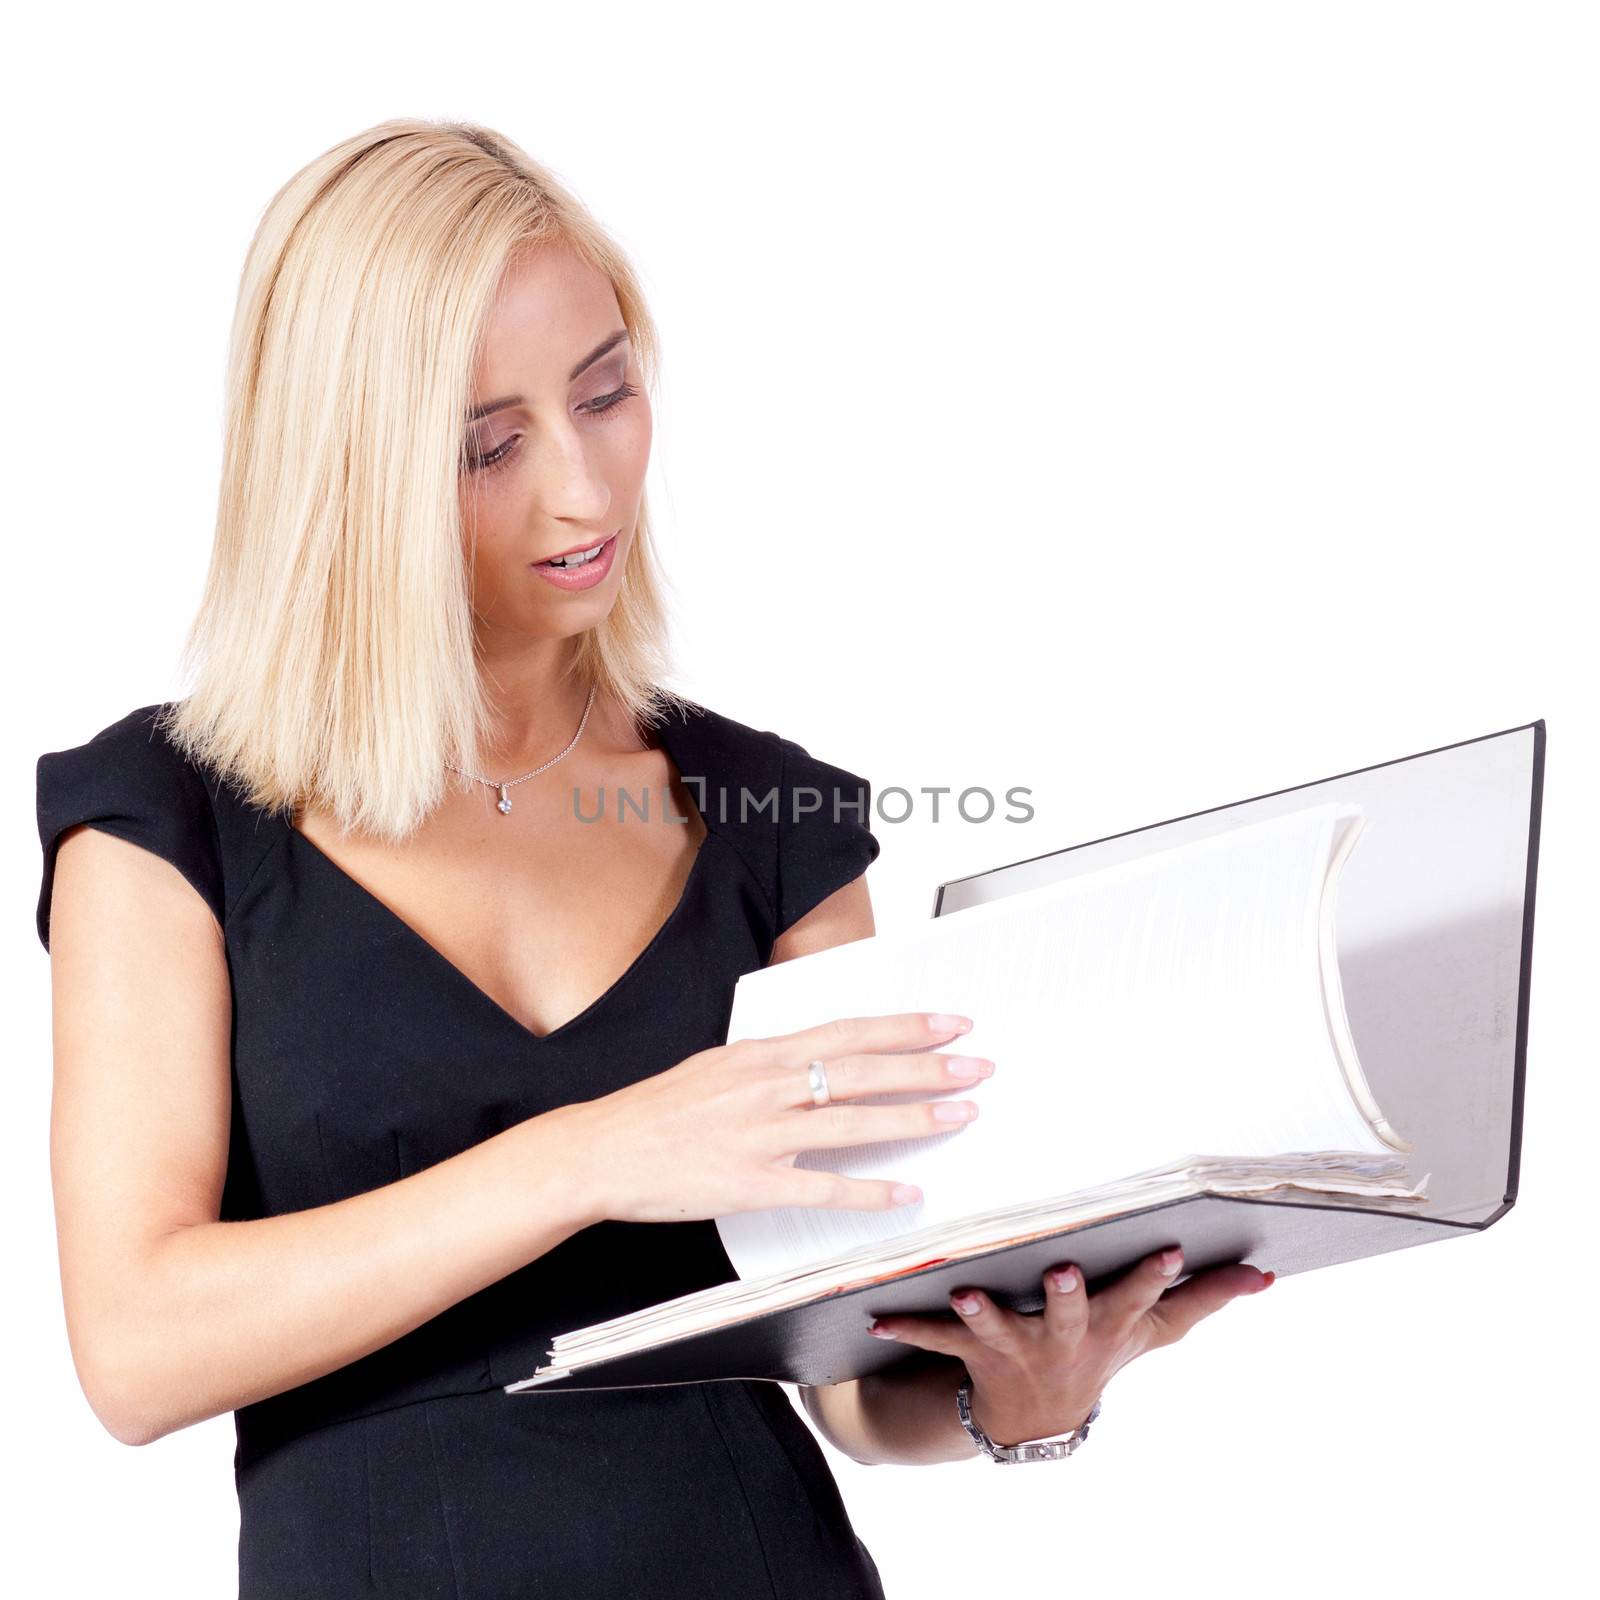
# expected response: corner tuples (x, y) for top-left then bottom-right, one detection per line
(1002, 1398), (1101, 1456)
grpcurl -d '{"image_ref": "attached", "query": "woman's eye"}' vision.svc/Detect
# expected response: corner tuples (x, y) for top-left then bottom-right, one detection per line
(465, 436), (520, 474)
(584, 380), (639, 420)
(463, 382), (639, 475)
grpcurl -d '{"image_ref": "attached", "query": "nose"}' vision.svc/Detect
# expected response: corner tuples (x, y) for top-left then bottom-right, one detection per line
(528, 420), (612, 525)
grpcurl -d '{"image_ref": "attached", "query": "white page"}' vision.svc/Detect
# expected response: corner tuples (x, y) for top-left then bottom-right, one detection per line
(718, 800), (1382, 1282)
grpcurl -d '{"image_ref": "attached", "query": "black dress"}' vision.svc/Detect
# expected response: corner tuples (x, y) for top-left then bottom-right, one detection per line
(34, 697), (888, 1600)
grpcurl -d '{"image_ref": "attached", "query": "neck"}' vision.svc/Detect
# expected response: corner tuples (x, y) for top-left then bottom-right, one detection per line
(475, 636), (599, 769)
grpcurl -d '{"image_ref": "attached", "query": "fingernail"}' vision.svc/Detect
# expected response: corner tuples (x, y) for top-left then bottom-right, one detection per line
(952, 1294), (980, 1315)
(891, 1184), (923, 1205)
(933, 1101), (978, 1123)
(944, 1056), (991, 1081)
(867, 1320), (899, 1338)
(1158, 1248), (1183, 1276)
(1254, 1270), (1277, 1292)
(929, 1014), (972, 1034)
(1051, 1267), (1078, 1293)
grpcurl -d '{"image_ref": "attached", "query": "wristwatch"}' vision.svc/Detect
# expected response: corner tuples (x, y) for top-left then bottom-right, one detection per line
(956, 1375), (1102, 1463)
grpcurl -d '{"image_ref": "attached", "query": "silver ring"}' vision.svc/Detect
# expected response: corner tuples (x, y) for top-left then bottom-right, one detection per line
(807, 1059), (831, 1107)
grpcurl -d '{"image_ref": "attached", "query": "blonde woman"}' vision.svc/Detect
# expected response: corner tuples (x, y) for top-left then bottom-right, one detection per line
(35, 120), (1271, 1597)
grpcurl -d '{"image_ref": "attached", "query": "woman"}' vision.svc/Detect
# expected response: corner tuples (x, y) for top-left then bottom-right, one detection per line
(35, 118), (1273, 1598)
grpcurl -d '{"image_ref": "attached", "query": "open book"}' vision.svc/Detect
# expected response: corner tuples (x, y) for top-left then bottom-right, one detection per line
(512, 801), (1421, 1391)
(507, 721), (1541, 1393)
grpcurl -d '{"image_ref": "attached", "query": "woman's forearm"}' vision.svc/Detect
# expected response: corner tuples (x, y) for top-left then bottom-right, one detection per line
(84, 1103), (603, 1446)
(802, 1352), (979, 1466)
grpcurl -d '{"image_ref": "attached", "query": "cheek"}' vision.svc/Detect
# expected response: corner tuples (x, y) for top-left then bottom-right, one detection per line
(608, 403), (653, 487)
(457, 490), (523, 607)
(458, 479), (520, 550)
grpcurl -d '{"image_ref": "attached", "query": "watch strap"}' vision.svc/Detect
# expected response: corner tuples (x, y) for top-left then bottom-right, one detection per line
(956, 1376), (1101, 1463)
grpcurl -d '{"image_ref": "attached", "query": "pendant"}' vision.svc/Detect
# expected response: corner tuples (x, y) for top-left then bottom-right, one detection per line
(497, 783), (512, 815)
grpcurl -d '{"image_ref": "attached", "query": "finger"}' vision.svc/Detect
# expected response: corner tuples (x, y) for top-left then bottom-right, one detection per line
(776, 1163), (926, 1213)
(865, 1310), (974, 1361)
(1141, 1263), (1275, 1352)
(778, 1097), (981, 1154)
(769, 1050), (996, 1110)
(1089, 1246), (1188, 1340)
(749, 1012), (975, 1070)
(944, 1286), (1030, 1358)
(1040, 1262), (1090, 1345)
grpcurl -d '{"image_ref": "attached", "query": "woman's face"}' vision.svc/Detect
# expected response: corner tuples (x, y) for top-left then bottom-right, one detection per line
(458, 245), (652, 643)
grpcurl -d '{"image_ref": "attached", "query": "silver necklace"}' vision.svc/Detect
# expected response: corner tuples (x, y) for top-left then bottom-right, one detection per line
(446, 683), (598, 816)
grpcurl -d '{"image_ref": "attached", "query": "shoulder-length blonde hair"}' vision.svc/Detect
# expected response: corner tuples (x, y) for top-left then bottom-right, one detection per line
(157, 117), (689, 842)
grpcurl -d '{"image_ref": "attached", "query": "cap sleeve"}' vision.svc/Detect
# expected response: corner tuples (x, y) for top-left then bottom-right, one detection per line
(772, 735), (880, 936)
(35, 704), (226, 953)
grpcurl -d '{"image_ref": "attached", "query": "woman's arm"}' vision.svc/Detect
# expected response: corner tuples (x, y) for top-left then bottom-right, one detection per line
(801, 1351), (978, 1466)
(47, 826), (605, 1448)
(769, 877), (977, 1465)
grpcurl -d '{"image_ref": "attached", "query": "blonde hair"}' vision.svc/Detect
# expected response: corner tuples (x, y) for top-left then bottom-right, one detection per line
(157, 117), (690, 841)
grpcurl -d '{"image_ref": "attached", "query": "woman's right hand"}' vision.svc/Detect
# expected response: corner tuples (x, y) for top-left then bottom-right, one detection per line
(573, 1013), (993, 1225)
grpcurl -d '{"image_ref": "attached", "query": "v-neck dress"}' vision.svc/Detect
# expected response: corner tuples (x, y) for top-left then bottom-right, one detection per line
(34, 697), (887, 1600)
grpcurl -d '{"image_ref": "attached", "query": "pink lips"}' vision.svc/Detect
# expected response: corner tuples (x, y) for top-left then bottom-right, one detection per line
(530, 533), (618, 592)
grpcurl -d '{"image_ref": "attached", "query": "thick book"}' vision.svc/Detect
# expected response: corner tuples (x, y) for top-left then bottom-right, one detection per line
(506, 720), (1544, 1394)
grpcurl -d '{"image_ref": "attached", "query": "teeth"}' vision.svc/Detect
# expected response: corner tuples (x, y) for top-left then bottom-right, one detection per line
(546, 540), (607, 568)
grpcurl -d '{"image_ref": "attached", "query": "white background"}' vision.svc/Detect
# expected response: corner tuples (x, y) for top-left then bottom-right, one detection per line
(8, 3), (1594, 1594)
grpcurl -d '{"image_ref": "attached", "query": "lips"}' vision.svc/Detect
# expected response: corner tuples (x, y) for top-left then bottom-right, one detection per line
(530, 532), (619, 591)
(537, 532), (617, 566)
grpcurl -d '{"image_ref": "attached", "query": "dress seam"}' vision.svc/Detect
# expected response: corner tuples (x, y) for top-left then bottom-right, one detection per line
(695, 1386), (782, 1600)
(235, 1378), (523, 1470)
(713, 822), (781, 931)
(676, 713), (783, 930)
(362, 1415), (376, 1591)
(224, 823), (290, 940)
(421, 1402), (467, 1600)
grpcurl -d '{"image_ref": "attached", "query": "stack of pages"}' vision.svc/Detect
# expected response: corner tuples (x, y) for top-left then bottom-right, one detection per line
(509, 800), (1430, 1391)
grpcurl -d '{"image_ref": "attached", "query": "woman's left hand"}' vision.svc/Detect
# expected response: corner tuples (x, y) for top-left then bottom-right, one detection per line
(866, 1246), (1275, 1445)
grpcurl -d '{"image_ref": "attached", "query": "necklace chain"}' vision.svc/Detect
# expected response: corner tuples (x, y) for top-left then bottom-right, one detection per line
(445, 683), (598, 816)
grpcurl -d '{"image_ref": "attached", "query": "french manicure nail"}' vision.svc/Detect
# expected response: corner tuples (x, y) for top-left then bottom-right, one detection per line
(933, 1100), (977, 1122)
(1158, 1248), (1183, 1275)
(928, 1014), (972, 1034)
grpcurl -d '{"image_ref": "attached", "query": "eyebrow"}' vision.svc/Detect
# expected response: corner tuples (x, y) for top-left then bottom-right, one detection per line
(465, 330), (630, 423)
